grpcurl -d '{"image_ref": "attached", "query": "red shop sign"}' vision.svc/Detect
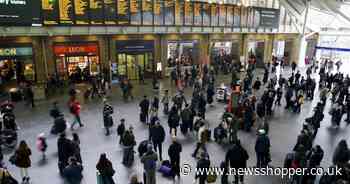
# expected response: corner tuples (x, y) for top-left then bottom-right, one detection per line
(54, 44), (98, 55)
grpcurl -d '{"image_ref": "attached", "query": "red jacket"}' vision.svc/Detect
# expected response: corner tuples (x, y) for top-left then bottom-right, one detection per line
(70, 101), (81, 115)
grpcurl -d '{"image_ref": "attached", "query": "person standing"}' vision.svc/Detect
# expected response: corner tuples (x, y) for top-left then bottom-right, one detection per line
(117, 119), (126, 144)
(206, 84), (215, 107)
(58, 133), (76, 175)
(141, 145), (158, 184)
(69, 97), (84, 130)
(195, 152), (210, 184)
(168, 136), (182, 180)
(96, 153), (116, 184)
(225, 140), (249, 184)
(292, 61), (297, 73)
(103, 99), (114, 136)
(151, 96), (160, 113)
(63, 156), (83, 184)
(122, 126), (136, 167)
(15, 140), (32, 182)
(332, 139), (350, 166)
(180, 104), (192, 134)
(150, 121), (165, 161)
(139, 96), (150, 123)
(255, 129), (271, 168)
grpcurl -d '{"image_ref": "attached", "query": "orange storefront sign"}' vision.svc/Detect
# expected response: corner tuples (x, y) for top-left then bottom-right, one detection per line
(53, 44), (98, 55)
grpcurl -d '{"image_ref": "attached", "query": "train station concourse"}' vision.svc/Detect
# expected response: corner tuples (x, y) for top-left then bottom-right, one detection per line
(0, 0), (350, 184)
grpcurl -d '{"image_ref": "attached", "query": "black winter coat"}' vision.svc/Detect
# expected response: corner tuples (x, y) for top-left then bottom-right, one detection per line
(226, 145), (249, 169)
(255, 135), (270, 153)
(58, 137), (75, 163)
(150, 125), (165, 143)
(168, 113), (180, 128)
(168, 142), (182, 160)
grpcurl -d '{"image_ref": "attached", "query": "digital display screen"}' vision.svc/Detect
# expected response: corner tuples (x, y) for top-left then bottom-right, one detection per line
(130, 0), (141, 25)
(184, 1), (193, 25)
(142, 0), (153, 25)
(104, 0), (116, 24)
(90, 0), (104, 24)
(74, 0), (89, 24)
(194, 2), (202, 26)
(219, 5), (226, 26)
(202, 3), (210, 26)
(211, 4), (218, 26)
(154, 0), (163, 25)
(227, 5), (233, 27)
(58, 0), (74, 24)
(0, 0), (41, 25)
(117, 0), (129, 25)
(175, 0), (184, 25)
(42, 0), (59, 25)
(164, 0), (174, 25)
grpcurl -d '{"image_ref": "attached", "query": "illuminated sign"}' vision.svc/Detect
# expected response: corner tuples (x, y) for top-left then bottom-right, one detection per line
(0, 47), (32, 56)
(54, 44), (98, 55)
(0, 0), (41, 25)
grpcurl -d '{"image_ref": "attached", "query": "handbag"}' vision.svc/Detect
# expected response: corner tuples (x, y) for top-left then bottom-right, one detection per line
(8, 153), (17, 165)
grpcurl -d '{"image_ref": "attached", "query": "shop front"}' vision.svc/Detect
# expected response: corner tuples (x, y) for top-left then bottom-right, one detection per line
(53, 42), (100, 81)
(210, 41), (240, 63)
(273, 40), (293, 65)
(115, 41), (154, 80)
(0, 46), (35, 89)
(167, 40), (200, 67)
(247, 41), (265, 68)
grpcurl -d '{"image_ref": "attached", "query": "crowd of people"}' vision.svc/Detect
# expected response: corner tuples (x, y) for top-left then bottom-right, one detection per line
(1, 55), (350, 184)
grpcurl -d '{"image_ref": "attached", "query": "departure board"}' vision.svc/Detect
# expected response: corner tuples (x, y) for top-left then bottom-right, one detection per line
(219, 5), (226, 26)
(130, 0), (141, 25)
(74, 0), (89, 24)
(89, 0), (104, 24)
(104, 0), (116, 24)
(202, 3), (210, 26)
(226, 5), (233, 27)
(142, 0), (153, 25)
(184, 1), (193, 25)
(234, 6), (240, 27)
(211, 4), (218, 26)
(154, 0), (163, 25)
(42, 0), (59, 25)
(194, 2), (202, 26)
(117, 0), (130, 25)
(175, 0), (184, 25)
(59, 0), (74, 24)
(164, 0), (174, 25)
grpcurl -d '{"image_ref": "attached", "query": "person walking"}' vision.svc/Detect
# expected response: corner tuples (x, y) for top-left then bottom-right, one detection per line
(63, 156), (83, 184)
(36, 133), (47, 160)
(103, 99), (114, 136)
(332, 140), (350, 166)
(96, 153), (116, 184)
(122, 126), (136, 167)
(225, 140), (249, 184)
(168, 136), (182, 180)
(14, 140), (32, 182)
(117, 119), (126, 144)
(72, 133), (82, 164)
(69, 97), (84, 130)
(168, 108), (180, 136)
(161, 90), (170, 115)
(58, 133), (76, 175)
(255, 129), (271, 168)
(195, 152), (210, 184)
(139, 96), (150, 123)
(150, 121), (165, 161)
(141, 144), (158, 184)
(180, 104), (192, 134)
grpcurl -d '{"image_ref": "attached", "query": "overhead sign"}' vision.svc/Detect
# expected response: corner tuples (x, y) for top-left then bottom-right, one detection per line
(256, 7), (280, 28)
(116, 41), (154, 52)
(0, 0), (41, 25)
(54, 44), (98, 55)
(0, 47), (33, 56)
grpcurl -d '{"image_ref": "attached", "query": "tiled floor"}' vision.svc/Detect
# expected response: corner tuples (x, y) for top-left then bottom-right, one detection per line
(1, 66), (349, 184)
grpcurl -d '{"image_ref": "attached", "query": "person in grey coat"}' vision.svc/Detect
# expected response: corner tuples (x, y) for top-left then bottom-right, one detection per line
(141, 144), (158, 184)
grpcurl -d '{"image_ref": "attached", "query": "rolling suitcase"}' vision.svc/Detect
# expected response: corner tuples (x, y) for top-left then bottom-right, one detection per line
(159, 160), (173, 177)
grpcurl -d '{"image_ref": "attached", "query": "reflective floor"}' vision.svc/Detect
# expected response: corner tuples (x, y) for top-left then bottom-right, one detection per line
(2, 65), (350, 184)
